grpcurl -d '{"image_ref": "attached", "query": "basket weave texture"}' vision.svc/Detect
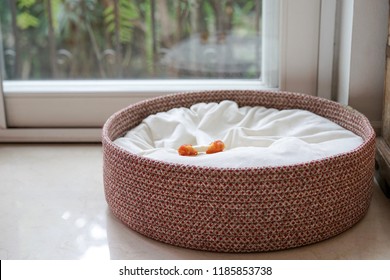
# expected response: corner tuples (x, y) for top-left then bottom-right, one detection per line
(102, 90), (375, 252)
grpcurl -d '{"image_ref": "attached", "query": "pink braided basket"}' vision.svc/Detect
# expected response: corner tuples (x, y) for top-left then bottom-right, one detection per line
(102, 90), (375, 252)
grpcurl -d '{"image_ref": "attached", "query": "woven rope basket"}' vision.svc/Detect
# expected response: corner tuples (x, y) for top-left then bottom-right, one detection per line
(102, 90), (375, 252)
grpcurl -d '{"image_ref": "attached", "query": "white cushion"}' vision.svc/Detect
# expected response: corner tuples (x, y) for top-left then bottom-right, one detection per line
(114, 100), (363, 168)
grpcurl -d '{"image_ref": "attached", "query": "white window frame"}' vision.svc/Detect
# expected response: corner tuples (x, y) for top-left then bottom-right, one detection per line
(0, 0), (323, 142)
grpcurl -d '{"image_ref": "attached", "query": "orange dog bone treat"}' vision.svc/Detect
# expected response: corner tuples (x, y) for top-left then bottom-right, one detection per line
(178, 140), (225, 156)
(178, 144), (198, 156)
(206, 140), (225, 154)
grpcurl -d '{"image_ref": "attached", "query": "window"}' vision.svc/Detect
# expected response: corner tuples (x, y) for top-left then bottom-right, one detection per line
(1, 0), (265, 80)
(0, 0), (322, 142)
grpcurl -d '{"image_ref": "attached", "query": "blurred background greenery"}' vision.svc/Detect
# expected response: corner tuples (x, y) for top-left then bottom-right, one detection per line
(0, 0), (262, 80)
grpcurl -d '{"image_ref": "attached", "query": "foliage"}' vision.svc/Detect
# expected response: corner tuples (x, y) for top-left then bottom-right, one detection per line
(16, 0), (40, 30)
(104, 0), (139, 44)
(16, 11), (39, 29)
(0, 0), (261, 79)
(17, 0), (36, 9)
(232, 1), (256, 29)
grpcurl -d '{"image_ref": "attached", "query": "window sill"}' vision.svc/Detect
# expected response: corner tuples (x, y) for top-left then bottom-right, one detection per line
(0, 128), (101, 143)
(3, 79), (273, 128)
(3, 79), (268, 96)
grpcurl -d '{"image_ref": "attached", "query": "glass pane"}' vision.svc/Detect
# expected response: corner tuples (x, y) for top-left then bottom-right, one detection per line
(0, 0), (262, 80)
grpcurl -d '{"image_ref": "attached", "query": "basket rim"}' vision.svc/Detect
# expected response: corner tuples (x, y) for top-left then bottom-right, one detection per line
(102, 89), (375, 172)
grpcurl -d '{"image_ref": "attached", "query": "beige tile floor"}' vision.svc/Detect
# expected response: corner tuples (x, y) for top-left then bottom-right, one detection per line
(1, 143), (390, 260)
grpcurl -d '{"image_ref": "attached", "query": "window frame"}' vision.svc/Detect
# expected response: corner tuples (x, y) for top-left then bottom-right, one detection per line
(0, 0), (323, 142)
(0, 71), (6, 130)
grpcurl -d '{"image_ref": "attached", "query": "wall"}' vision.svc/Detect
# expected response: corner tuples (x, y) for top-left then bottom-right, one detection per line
(335, 0), (388, 130)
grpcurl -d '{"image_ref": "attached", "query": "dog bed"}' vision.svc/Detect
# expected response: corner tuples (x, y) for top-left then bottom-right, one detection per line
(102, 90), (375, 252)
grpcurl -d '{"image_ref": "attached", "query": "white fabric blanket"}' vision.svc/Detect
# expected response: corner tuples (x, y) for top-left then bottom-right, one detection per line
(114, 100), (363, 168)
